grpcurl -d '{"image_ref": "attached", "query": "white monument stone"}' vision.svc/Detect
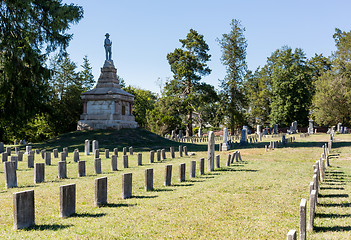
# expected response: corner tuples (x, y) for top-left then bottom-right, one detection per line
(221, 127), (229, 151)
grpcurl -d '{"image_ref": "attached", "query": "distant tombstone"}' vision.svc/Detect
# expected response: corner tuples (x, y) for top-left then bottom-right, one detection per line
(164, 165), (172, 186)
(78, 161), (86, 177)
(13, 190), (35, 229)
(94, 149), (99, 159)
(215, 155), (220, 168)
(179, 130), (183, 138)
(121, 173), (132, 199)
(123, 147), (127, 155)
(34, 163), (45, 183)
(145, 168), (153, 191)
(113, 148), (118, 157)
(199, 158), (205, 175)
(95, 177), (107, 207)
(17, 151), (24, 162)
(137, 153), (142, 166)
(15, 147), (20, 155)
(123, 155), (128, 168)
(73, 149), (79, 162)
(27, 154), (34, 168)
(104, 149), (109, 159)
(11, 156), (18, 169)
(337, 123), (342, 133)
(308, 120), (314, 134)
(226, 154), (231, 166)
(63, 147), (68, 157)
(170, 147), (175, 159)
(207, 131), (215, 172)
(149, 150), (155, 163)
(171, 130), (176, 140)
(222, 127), (229, 151)
(111, 155), (118, 171)
(240, 128), (248, 145)
(161, 149), (166, 160)
(4, 161), (17, 188)
(179, 146), (183, 157)
(58, 161), (67, 179)
(25, 146), (32, 155)
(183, 146), (188, 156)
(179, 163), (186, 182)
(59, 184), (76, 218)
(53, 149), (59, 158)
(92, 140), (98, 154)
(129, 146), (133, 155)
(85, 140), (90, 155)
(0, 142), (4, 154)
(157, 149), (161, 161)
(187, 161), (195, 178)
(60, 152), (66, 162)
(6, 146), (11, 156)
(41, 149), (46, 160)
(94, 158), (101, 174)
(45, 152), (51, 165)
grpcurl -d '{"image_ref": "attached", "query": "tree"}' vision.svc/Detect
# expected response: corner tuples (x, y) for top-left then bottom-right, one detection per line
(313, 28), (351, 126)
(80, 55), (95, 92)
(217, 19), (247, 134)
(167, 29), (211, 136)
(0, 1), (83, 141)
(122, 86), (157, 128)
(265, 46), (312, 127)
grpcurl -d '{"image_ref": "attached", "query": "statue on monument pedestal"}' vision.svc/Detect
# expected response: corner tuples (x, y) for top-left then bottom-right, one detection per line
(104, 33), (112, 60)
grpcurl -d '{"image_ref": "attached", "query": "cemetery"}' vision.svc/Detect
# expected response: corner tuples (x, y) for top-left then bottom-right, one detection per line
(0, 128), (350, 239)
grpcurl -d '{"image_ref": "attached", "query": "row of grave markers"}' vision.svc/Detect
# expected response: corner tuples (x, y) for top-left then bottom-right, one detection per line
(12, 150), (243, 229)
(287, 139), (332, 240)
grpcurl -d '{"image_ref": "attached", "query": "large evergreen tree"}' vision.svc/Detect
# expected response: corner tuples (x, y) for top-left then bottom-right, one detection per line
(217, 19), (247, 134)
(167, 29), (211, 136)
(0, 0), (83, 141)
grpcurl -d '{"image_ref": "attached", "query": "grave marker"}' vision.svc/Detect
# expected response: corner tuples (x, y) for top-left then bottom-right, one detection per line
(85, 140), (90, 155)
(300, 199), (307, 240)
(179, 163), (186, 182)
(95, 177), (107, 207)
(111, 155), (118, 171)
(78, 161), (86, 177)
(199, 158), (205, 175)
(13, 190), (35, 229)
(4, 161), (17, 188)
(34, 163), (45, 183)
(122, 173), (132, 199)
(137, 153), (142, 166)
(123, 155), (128, 168)
(58, 161), (67, 179)
(59, 184), (76, 218)
(207, 131), (215, 172)
(145, 168), (153, 191)
(164, 165), (172, 186)
(95, 158), (101, 174)
(150, 150), (155, 163)
(27, 154), (34, 168)
(190, 161), (196, 178)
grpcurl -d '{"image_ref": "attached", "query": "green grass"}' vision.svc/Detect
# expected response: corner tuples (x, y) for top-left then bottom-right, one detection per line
(1, 130), (351, 239)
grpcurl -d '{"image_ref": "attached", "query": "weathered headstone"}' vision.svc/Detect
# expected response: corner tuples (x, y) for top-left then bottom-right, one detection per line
(222, 127), (229, 151)
(78, 161), (86, 177)
(207, 131), (215, 172)
(300, 198), (307, 240)
(4, 161), (17, 188)
(150, 150), (155, 163)
(199, 158), (205, 175)
(145, 168), (153, 191)
(27, 154), (34, 168)
(73, 149), (79, 162)
(58, 161), (67, 179)
(15, 147), (20, 155)
(41, 149), (45, 160)
(111, 155), (117, 171)
(60, 152), (66, 162)
(63, 147), (68, 157)
(273, 124), (278, 134)
(95, 177), (107, 207)
(105, 149), (109, 159)
(94, 149), (99, 159)
(0, 142), (4, 154)
(85, 139), (90, 155)
(113, 148), (118, 157)
(161, 149), (166, 160)
(59, 184), (76, 218)
(123, 155), (128, 168)
(53, 149), (59, 158)
(164, 165), (172, 186)
(179, 163), (186, 182)
(170, 147), (175, 159)
(179, 146), (183, 157)
(92, 140), (98, 154)
(123, 147), (127, 156)
(183, 146), (188, 156)
(34, 163), (45, 183)
(215, 155), (220, 168)
(2, 152), (8, 162)
(95, 158), (101, 174)
(308, 120), (314, 134)
(129, 146), (133, 155)
(122, 173), (132, 199)
(11, 155), (18, 169)
(137, 153), (142, 166)
(190, 161), (196, 178)
(25, 146), (32, 155)
(13, 190), (35, 229)
(6, 147), (11, 156)
(240, 129), (248, 145)
(308, 190), (316, 231)
(45, 152), (51, 165)
(226, 154), (231, 167)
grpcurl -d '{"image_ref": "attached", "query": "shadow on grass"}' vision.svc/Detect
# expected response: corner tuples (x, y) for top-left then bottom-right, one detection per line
(105, 203), (136, 208)
(152, 188), (174, 192)
(25, 224), (72, 231)
(323, 182), (346, 186)
(314, 225), (351, 232)
(217, 168), (258, 172)
(73, 212), (106, 218)
(318, 202), (351, 208)
(318, 193), (349, 198)
(172, 183), (194, 187)
(132, 195), (158, 199)
(324, 179), (346, 183)
(187, 179), (205, 183)
(315, 213), (351, 218)
(320, 186), (345, 190)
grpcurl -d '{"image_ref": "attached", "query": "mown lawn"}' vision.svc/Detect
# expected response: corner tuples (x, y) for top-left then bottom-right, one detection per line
(0, 130), (350, 239)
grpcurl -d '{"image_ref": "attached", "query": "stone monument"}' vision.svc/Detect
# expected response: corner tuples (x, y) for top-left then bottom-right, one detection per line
(77, 33), (138, 130)
(221, 127), (229, 151)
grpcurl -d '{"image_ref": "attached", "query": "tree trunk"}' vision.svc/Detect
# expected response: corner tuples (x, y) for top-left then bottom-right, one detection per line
(186, 111), (193, 137)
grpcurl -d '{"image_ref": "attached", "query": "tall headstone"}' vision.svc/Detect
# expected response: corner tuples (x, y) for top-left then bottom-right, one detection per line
(240, 128), (248, 145)
(122, 173), (132, 199)
(44, 152), (51, 165)
(308, 120), (314, 134)
(58, 161), (67, 179)
(145, 168), (153, 191)
(13, 190), (35, 229)
(137, 153), (142, 166)
(95, 177), (107, 207)
(85, 140), (90, 155)
(94, 158), (101, 174)
(190, 160), (196, 178)
(0, 142), (4, 154)
(27, 154), (34, 168)
(199, 158), (205, 175)
(34, 163), (45, 183)
(207, 131), (215, 172)
(59, 184), (76, 218)
(170, 147), (175, 159)
(53, 149), (59, 158)
(300, 199), (307, 240)
(179, 163), (186, 182)
(25, 146), (32, 155)
(129, 146), (133, 155)
(221, 127), (229, 151)
(78, 161), (86, 177)
(123, 155), (128, 168)
(4, 161), (17, 188)
(111, 155), (118, 171)
(92, 140), (98, 154)
(149, 150), (154, 163)
(105, 149), (109, 159)
(2, 152), (8, 162)
(73, 149), (79, 162)
(164, 165), (172, 186)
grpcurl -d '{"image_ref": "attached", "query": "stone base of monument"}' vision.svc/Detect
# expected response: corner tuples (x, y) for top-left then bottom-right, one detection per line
(77, 60), (138, 130)
(221, 143), (229, 151)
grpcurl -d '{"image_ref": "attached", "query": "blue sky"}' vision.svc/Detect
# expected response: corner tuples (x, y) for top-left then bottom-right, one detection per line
(64, 0), (351, 94)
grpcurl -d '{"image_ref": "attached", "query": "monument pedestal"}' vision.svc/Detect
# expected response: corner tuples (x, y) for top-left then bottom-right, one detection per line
(77, 60), (138, 130)
(221, 143), (229, 151)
